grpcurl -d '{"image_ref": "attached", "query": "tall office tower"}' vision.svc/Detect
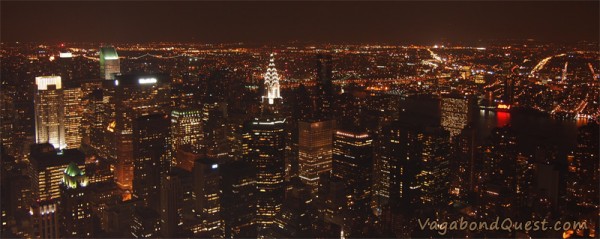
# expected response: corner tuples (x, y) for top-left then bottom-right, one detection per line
(202, 102), (230, 163)
(59, 163), (93, 237)
(221, 161), (257, 238)
(99, 46), (120, 80)
(1, 152), (32, 238)
(480, 126), (525, 217)
(28, 144), (84, 239)
(34, 76), (66, 149)
(566, 123), (599, 209)
(298, 119), (334, 194)
(315, 54), (334, 118)
(63, 83), (83, 149)
(29, 144), (85, 202)
(169, 109), (203, 168)
(132, 114), (170, 210)
(415, 127), (451, 207)
(371, 121), (423, 212)
(192, 158), (224, 237)
(81, 88), (102, 147)
(243, 117), (286, 230)
(160, 173), (183, 238)
(1, 84), (15, 155)
(111, 73), (171, 198)
(450, 126), (477, 200)
(57, 51), (74, 82)
(441, 95), (473, 139)
(332, 129), (373, 211)
(241, 53), (286, 231)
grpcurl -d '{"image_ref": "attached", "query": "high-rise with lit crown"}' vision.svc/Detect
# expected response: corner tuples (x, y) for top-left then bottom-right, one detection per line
(262, 53), (282, 105)
(99, 46), (121, 80)
(243, 53), (286, 231)
(59, 162), (93, 237)
(34, 76), (66, 149)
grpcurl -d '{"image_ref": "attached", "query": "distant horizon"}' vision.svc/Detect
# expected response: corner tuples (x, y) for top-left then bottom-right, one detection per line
(2, 39), (598, 46)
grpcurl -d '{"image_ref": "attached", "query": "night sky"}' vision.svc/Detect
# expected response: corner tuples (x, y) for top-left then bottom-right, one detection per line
(2, 1), (598, 44)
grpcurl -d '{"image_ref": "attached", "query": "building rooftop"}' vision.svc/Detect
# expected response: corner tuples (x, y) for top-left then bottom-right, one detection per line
(30, 143), (85, 169)
(100, 46), (119, 60)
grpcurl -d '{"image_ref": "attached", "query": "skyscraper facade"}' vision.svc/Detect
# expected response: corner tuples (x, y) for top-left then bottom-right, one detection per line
(441, 95), (472, 139)
(169, 110), (203, 167)
(132, 113), (170, 209)
(332, 129), (373, 204)
(63, 83), (83, 149)
(243, 117), (286, 230)
(34, 76), (66, 149)
(192, 158), (224, 237)
(298, 119), (334, 194)
(111, 74), (171, 197)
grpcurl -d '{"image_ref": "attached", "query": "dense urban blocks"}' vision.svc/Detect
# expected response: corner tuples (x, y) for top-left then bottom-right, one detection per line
(1, 3), (599, 236)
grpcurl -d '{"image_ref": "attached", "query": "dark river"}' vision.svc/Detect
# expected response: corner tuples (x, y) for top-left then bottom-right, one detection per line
(474, 109), (582, 157)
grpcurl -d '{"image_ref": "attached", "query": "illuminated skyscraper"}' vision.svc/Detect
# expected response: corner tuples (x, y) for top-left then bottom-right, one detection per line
(110, 74), (171, 198)
(63, 83), (83, 149)
(29, 144), (85, 202)
(262, 53), (281, 105)
(59, 162), (93, 237)
(331, 129), (373, 237)
(372, 121), (440, 211)
(441, 95), (472, 139)
(28, 144), (85, 239)
(202, 102), (230, 163)
(192, 158), (225, 237)
(298, 119), (334, 194)
(243, 55), (286, 230)
(414, 126), (451, 206)
(243, 117), (286, 230)
(332, 129), (373, 205)
(99, 46), (120, 80)
(34, 76), (66, 149)
(169, 109), (203, 167)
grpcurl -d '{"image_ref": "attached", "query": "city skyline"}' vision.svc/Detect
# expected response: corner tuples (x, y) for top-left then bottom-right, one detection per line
(1, 1), (599, 239)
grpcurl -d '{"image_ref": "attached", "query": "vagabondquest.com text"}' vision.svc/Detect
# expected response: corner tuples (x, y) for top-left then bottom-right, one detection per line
(418, 217), (588, 236)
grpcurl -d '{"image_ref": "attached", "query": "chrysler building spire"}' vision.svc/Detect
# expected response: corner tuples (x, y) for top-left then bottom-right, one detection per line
(263, 53), (281, 105)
